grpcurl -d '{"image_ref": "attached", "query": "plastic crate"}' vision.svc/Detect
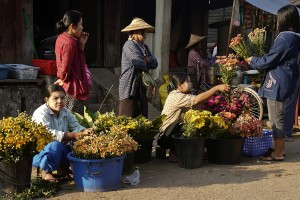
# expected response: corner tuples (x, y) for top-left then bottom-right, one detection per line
(243, 129), (273, 157)
(32, 59), (57, 76)
(9, 64), (39, 79)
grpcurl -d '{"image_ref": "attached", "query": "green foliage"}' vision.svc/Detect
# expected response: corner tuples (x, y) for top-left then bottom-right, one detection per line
(72, 106), (101, 128)
(2, 178), (58, 199)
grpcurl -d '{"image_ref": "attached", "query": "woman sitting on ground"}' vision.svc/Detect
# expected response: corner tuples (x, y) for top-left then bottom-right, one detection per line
(157, 72), (230, 162)
(32, 84), (94, 182)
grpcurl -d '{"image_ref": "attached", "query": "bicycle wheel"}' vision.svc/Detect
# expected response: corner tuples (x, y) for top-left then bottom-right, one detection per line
(234, 87), (264, 120)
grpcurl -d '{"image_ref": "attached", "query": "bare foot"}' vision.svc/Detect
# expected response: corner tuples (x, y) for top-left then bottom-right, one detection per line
(42, 171), (59, 183)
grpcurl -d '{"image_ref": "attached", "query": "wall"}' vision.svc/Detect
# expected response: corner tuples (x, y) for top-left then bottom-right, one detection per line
(0, 0), (33, 64)
(0, 80), (45, 118)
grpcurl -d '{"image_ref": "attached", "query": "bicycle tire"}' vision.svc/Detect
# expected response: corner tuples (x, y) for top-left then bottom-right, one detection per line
(236, 87), (264, 120)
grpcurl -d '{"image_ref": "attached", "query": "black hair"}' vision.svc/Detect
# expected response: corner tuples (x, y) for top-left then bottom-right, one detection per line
(45, 84), (66, 99)
(172, 72), (189, 87)
(56, 10), (83, 34)
(277, 5), (300, 33)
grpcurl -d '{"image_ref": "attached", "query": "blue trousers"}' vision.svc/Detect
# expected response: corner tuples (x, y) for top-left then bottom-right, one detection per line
(284, 89), (299, 137)
(32, 141), (69, 172)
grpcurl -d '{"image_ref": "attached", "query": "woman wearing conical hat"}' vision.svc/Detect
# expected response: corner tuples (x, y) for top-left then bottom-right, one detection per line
(118, 18), (158, 118)
(186, 34), (210, 91)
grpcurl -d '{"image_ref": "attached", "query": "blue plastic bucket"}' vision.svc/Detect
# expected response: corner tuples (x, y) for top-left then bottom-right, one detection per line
(67, 153), (125, 192)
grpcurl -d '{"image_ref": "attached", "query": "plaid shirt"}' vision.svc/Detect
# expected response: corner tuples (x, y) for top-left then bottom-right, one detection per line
(160, 90), (195, 133)
(187, 49), (209, 83)
(119, 40), (158, 100)
(55, 32), (89, 100)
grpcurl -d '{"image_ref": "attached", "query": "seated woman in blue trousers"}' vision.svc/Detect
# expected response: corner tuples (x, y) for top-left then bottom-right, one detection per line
(32, 84), (94, 182)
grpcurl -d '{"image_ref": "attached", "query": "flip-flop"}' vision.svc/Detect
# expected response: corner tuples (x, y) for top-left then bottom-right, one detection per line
(263, 148), (286, 157)
(259, 155), (284, 162)
(42, 177), (59, 183)
(263, 148), (274, 157)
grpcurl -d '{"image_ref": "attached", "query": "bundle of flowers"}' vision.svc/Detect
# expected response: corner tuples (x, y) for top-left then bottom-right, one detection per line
(72, 125), (139, 159)
(181, 110), (228, 139)
(0, 112), (54, 163)
(229, 28), (266, 58)
(200, 89), (250, 119)
(229, 34), (251, 58)
(232, 112), (263, 137)
(215, 54), (239, 84)
(247, 28), (266, 56)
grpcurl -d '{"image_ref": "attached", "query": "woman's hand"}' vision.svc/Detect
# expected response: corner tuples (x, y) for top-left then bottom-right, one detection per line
(218, 84), (230, 92)
(78, 32), (89, 50)
(245, 57), (252, 64)
(144, 56), (150, 64)
(83, 128), (94, 135)
(54, 79), (63, 86)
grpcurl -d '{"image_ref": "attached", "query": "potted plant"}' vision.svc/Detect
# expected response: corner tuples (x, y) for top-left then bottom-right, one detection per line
(0, 112), (54, 194)
(172, 110), (227, 169)
(67, 125), (139, 192)
(115, 114), (165, 164)
(74, 109), (165, 170)
(205, 111), (263, 164)
(232, 113), (269, 157)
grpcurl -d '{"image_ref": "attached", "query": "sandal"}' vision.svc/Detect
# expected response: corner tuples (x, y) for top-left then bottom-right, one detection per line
(263, 148), (286, 157)
(42, 173), (59, 183)
(259, 155), (284, 162)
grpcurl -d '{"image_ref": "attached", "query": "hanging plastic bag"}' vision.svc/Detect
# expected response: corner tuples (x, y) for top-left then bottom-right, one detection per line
(158, 75), (170, 107)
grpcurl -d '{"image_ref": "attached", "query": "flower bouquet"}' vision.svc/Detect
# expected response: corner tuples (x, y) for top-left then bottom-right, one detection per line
(200, 89), (251, 119)
(215, 54), (239, 84)
(229, 34), (252, 58)
(0, 112), (54, 163)
(229, 28), (266, 58)
(232, 112), (263, 137)
(247, 28), (267, 56)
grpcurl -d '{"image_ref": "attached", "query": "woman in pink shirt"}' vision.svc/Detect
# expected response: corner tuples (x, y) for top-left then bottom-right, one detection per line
(186, 34), (210, 92)
(54, 10), (92, 115)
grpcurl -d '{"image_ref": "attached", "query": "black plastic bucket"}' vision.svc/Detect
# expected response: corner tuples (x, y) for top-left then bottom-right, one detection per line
(122, 152), (135, 175)
(206, 137), (244, 164)
(172, 135), (205, 169)
(0, 158), (33, 195)
(134, 140), (153, 164)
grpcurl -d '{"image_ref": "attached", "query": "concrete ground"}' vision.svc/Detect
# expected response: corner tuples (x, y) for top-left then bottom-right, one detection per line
(39, 132), (300, 200)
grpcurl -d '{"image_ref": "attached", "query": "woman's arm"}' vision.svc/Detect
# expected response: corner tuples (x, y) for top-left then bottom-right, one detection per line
(193, 84), (230, 105)
(123, 41), (149, 71)
(249, 37), (286, 70)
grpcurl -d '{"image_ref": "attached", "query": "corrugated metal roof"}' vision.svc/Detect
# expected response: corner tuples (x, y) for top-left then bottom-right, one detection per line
(207, 6), (232, 44)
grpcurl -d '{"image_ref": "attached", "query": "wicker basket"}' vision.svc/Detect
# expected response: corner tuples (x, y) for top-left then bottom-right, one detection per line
(9, 64), (39, 79)
(243, 129), (273, 157)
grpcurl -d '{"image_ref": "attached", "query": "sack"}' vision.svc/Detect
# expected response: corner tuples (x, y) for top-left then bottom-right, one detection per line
(141, 71), (156, 100)
(158, 75), (170, 107)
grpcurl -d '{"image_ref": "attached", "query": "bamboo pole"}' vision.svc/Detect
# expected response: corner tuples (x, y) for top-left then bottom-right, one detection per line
(227, 0), (237, 55)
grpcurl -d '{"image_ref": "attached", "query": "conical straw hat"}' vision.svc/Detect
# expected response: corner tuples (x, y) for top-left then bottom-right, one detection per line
(185, 34), (207, 49)
(121, 18), (155, 33)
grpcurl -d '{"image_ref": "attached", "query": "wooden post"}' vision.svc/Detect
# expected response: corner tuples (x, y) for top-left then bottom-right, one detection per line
(227, 0), (237, 55)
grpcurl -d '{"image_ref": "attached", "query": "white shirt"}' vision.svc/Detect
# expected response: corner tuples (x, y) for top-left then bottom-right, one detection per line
(32, 104), (85, 142)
